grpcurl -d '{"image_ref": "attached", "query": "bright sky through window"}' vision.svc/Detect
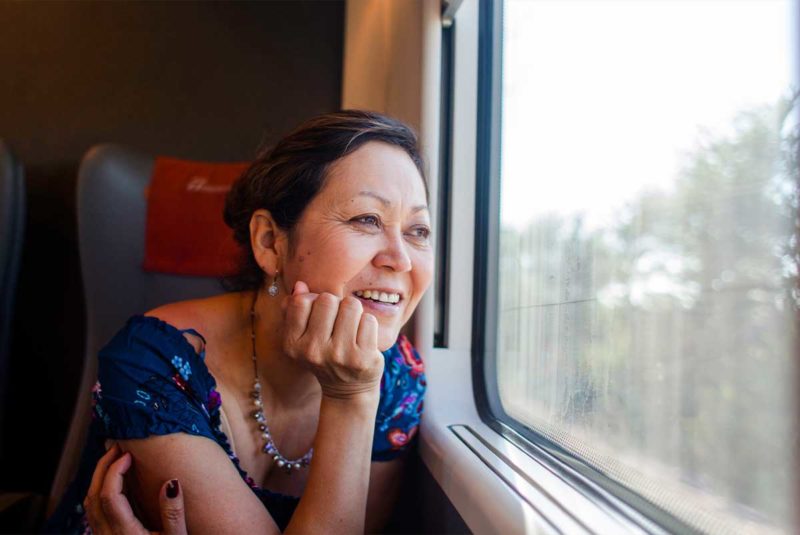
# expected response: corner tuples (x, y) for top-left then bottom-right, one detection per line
(501, 0), (797, 230)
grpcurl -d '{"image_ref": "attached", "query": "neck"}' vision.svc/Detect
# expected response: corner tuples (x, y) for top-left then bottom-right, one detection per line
(243, 289), (321, 409)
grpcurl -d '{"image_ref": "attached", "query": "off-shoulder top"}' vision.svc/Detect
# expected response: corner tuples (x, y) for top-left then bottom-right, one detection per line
(44, 315), (426, 533)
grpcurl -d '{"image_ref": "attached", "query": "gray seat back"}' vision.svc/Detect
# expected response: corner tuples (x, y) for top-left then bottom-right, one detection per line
(0, 140), (25, 459)
(49, 144), (227, 512)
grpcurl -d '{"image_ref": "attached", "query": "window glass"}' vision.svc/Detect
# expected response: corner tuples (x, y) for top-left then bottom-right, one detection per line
(496, 1), (798, 531)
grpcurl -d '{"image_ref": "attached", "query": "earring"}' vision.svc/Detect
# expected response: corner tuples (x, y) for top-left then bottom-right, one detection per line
(267, 271), (279, 297)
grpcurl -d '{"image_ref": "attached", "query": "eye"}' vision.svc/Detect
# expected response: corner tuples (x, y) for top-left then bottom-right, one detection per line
(351, 214), (381, 228)
(407, 225), (431, 241)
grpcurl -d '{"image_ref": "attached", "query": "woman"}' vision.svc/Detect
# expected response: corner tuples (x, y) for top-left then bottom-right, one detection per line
(44, 110), (433, 534)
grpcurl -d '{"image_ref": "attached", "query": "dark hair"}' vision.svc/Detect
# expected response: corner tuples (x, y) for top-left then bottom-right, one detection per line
(222, 109), (427, 291)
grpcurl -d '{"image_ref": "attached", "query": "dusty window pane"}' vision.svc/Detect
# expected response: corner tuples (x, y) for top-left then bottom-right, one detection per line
(496, 1), (798, 532)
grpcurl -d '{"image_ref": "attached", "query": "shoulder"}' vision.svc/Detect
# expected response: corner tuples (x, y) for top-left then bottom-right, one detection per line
(144, 292), (246, 353)
(94, 301), (233, 441)
(97, 294), (244, 397)
(374, 334), (426, 448)
(382, 334), (425, 381)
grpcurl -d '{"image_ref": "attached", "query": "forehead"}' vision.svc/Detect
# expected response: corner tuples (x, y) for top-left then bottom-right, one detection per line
(321, 141), (427, 205)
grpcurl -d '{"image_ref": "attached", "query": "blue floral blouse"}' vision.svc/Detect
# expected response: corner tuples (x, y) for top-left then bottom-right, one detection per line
(44, 315), (426, 534)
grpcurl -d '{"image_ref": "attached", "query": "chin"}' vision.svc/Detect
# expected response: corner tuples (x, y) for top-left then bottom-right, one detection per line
(378, 328), (401, 352)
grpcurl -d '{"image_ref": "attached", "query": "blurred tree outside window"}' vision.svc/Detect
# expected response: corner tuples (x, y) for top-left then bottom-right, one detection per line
(495, 1), (798, 532)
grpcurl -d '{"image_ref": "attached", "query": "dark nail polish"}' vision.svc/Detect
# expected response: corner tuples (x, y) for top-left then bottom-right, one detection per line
(167, 479), (180, 499)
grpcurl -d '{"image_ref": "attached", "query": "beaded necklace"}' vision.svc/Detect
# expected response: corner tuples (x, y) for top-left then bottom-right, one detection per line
(249, 292), (313, 474)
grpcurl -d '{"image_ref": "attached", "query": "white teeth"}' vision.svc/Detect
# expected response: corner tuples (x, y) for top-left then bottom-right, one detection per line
(354, 290), (401, 304)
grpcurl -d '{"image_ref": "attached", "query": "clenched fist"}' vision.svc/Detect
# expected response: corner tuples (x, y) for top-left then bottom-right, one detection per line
(281, 281), (384, 400)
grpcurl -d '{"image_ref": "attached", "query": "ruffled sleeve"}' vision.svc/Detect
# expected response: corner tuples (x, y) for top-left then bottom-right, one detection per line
(371, 334), (427, 461)
(93, 315), (221, 442)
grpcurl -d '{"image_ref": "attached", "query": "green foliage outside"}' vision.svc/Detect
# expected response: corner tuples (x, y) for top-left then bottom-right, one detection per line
(497, 92), (799, 530)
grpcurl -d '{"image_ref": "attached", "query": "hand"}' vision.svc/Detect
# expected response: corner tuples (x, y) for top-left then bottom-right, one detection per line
(281, 280), (384, 400)
(83, 443), (187, 535)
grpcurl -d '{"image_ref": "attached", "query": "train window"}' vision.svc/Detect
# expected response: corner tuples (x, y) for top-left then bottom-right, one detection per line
(476, 0), (798, 532)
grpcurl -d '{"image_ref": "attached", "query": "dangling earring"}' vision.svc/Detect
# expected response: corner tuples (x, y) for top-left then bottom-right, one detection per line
(267, 270), (280, 297)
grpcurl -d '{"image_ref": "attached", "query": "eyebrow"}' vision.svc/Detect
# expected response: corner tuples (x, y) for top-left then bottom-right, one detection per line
(358, 191), (428, 214)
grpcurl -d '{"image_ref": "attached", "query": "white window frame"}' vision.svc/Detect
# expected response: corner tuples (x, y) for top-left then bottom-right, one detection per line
(417, 1), (675, 533)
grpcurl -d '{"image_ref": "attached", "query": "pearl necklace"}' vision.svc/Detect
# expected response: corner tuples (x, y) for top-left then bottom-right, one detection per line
(249, 293), (313, 474)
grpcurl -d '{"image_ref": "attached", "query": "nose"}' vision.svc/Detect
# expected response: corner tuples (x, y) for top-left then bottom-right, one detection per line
(373, 229), (412, 272)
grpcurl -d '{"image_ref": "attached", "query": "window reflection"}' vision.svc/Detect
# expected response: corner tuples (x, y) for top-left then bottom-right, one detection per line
(497, 1), (798, 532)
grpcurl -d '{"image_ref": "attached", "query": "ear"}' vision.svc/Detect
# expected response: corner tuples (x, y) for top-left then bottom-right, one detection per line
(249, 209), (288, 277)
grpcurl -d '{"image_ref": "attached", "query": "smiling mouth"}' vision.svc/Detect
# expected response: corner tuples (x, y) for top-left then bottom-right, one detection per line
(353, 289), (402, 304)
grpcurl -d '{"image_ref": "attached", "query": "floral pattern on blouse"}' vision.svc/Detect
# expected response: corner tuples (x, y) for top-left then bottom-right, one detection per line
(44, 315), (426, 534)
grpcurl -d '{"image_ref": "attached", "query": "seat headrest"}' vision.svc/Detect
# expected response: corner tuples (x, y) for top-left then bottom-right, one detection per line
(143, 157), (250, 277)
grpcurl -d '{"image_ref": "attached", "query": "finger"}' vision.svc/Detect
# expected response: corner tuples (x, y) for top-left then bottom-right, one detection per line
(88, 443), (121, 501)
(284, 289), (318, 344)
(293, 280), (310, 295)
(331, 296), (363, 350)
(356, 312), (379, 350)
(282, 281), (310, 313)
(98, 452), (145, 532)
(158, 479), (187, 535)
(303, 292), (340, 343)
(85, 444), (121, 534)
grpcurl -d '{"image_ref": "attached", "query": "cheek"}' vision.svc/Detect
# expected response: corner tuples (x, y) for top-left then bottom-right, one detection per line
(412, 252), (435, 293)
(397, 252), (434, 324)
(287, 234), (374, 293)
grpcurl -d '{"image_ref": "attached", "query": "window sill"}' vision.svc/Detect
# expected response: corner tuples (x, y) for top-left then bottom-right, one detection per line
(418, 347), (659, 535)
(419, 347), (551, 534)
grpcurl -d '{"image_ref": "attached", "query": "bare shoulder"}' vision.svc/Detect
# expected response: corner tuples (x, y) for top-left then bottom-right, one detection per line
(144, 292), (244, 353)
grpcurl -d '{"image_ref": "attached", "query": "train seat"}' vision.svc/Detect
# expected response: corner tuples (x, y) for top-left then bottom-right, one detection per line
(48, 144), (229, 515)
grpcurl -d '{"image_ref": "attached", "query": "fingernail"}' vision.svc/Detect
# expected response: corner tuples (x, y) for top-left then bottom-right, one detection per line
(167, 479), (180, 499)
(292, 281), (300, 295)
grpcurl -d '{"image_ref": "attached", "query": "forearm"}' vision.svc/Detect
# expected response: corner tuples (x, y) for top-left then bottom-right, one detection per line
(285, 392), (379, 535)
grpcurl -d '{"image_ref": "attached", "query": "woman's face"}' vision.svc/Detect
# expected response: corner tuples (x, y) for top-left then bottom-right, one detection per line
(280, 141), (434, 350)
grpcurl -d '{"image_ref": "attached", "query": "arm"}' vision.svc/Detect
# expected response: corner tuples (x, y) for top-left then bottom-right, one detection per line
(87, 444), (404, 535)
(83, 444), (188, 535)
(121, 392), (381, 535)
(119, 434), (279, 534)
(285, 393), (380, 534)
